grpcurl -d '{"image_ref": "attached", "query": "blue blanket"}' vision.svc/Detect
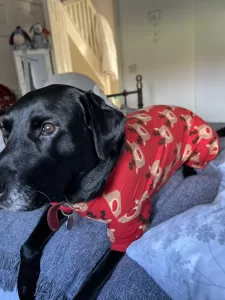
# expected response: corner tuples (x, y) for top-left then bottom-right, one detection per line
(0, 139), (223, 299)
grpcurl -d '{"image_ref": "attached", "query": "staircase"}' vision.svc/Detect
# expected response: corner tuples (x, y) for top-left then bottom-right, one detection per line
(46, 0), (113, 94)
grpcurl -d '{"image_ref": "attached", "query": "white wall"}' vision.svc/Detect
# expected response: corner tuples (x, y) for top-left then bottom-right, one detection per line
(195, 0), (225, 122)
(117, 0), (225, 122)
(0, 0), (44, 96)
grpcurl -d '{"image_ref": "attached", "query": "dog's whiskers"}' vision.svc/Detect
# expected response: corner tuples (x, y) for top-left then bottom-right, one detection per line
(35, 190), (51, 202)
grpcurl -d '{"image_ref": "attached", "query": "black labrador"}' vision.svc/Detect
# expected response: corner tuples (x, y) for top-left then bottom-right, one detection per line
(0, 85), (224, 300)
(0, 85), (126, 300)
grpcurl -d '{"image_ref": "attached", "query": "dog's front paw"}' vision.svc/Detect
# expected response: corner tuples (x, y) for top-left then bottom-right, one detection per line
(17, 247), (41, 300)
(17, 260), (40, 300)
(17, 283), (37, 300)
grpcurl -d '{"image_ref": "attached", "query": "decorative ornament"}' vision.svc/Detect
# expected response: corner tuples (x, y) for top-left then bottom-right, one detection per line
(147, 9), (161, 43)
(29, 23), (50, 49)
(9, 26), (32, 50)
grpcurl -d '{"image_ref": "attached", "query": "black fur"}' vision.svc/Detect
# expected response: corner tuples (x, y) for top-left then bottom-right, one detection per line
(216, 126), (225, 138)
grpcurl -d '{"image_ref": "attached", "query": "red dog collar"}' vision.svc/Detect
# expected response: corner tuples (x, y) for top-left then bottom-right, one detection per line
(48, 202), (74, 231)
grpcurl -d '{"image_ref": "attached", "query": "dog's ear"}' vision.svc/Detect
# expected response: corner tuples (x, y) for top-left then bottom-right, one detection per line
(80, 91), (126, 161)
(67, 91), (126, 203)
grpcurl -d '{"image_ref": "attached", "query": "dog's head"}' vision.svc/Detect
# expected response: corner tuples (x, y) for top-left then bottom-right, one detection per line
(0, 85), (125, 211)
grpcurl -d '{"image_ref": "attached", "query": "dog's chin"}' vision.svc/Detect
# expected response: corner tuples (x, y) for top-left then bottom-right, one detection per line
(0, 199), (47, 212)
(0, 186), (49, 211)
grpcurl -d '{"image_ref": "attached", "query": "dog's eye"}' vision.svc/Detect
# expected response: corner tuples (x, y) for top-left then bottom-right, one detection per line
(41, 123), (56, 135)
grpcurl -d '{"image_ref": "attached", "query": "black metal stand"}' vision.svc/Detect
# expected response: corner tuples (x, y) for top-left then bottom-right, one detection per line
(107, 75), (143, 109)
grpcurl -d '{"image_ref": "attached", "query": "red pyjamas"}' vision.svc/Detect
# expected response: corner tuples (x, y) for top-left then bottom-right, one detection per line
(62, 105), (220, 252)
